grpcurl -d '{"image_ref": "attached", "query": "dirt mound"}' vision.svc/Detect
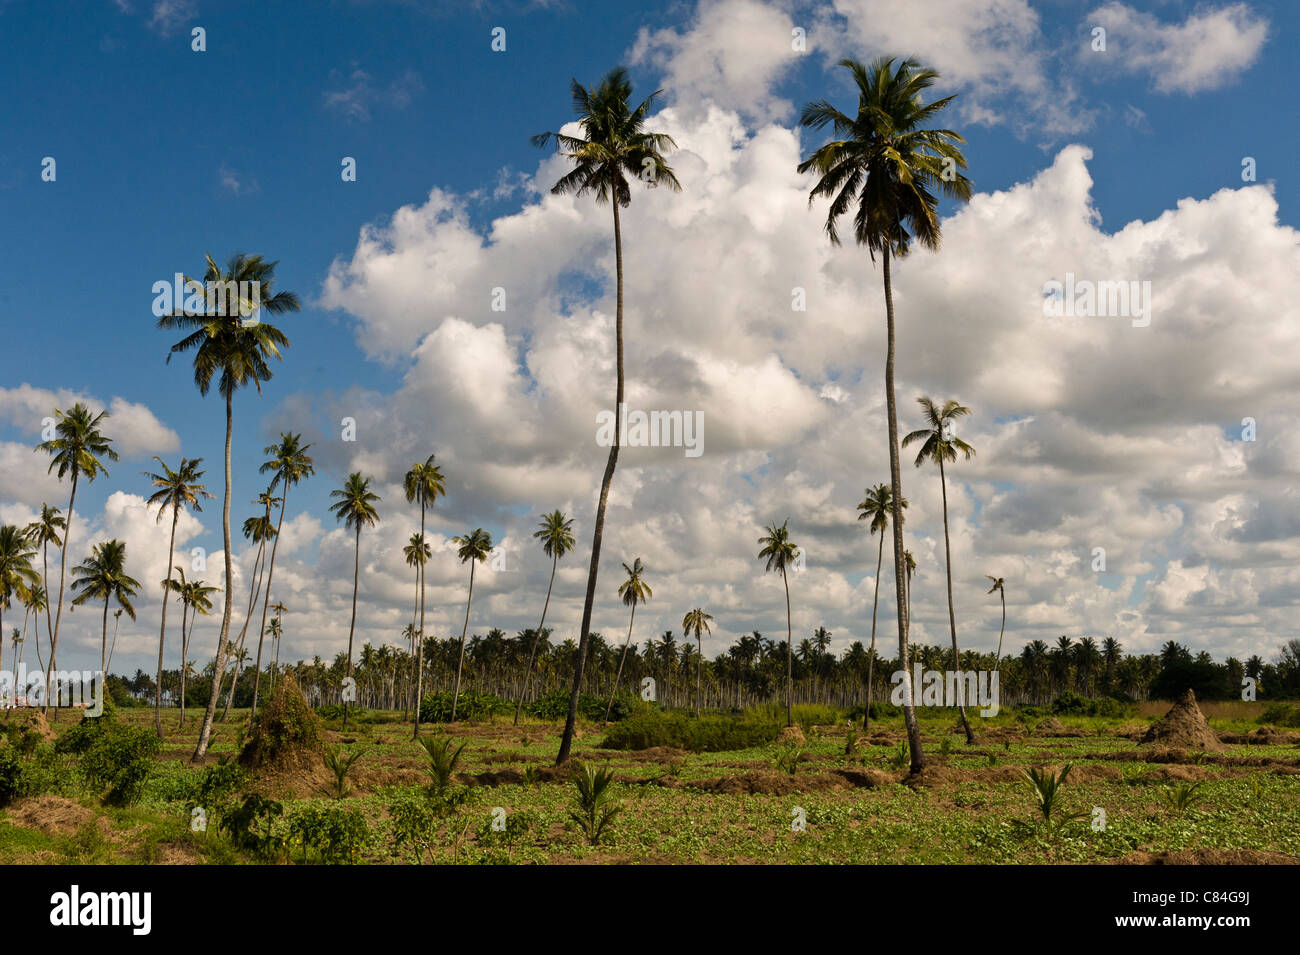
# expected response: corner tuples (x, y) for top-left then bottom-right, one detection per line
(238, 675), (326, 795)
(685, 771), (859, 795)
(776, 726), (806, 746)
(1117, 849), (1300, 865)
(1140, 690), (1223, 751)
(7, 796), (105, 838)
(1035, 717), (1065, 733)
(1219, 726), (1300, 745)
(10, 711), (57, 744)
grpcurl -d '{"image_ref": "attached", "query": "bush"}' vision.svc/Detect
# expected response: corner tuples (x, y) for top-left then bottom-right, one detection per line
(197, 761), (246, 811)
(240, 675), (321, 770)
(601, 710), (781, 752)
(0, 748), (24, 806)
(80, 724), (162, 806)
(1051, 692), (1133, 718)
(418, 690), (508, 723)
(54, 698), (119, 756)
(1260, 703), (1300, 728)
(524, 689), (634, 722)
(288, 803), (369, 864)
(220, 794), (285, 859)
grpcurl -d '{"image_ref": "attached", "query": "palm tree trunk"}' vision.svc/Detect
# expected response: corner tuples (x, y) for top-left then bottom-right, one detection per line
(994, 589), (1006, 670)
(451, 560), (475, 723)
(557, 199), (624, 766)
(604, 602), (636, 722)
(516, 551), (558, 725)
(344, 524), (360, 730)
(38, 541), (51, 677)
(250, 485), (289, 722)
(155, 508), (179, 737)
(412, 501), (427, 738)
(179, 600), (189, 728)
(45, 471), (77, 717)
(100, 597), (109, 680)
(193, 392), (234, 761)
(863, 531), (884, 732)
(783, 567), (793, 728)
(696, 633), (702, 718)
(882, 248), (924, 772)
(939, 456), (974, 743)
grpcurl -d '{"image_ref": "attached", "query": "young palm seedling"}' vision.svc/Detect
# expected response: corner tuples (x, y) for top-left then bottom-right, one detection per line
(1015, 764), (1089, 839)
(773, 742), (802, 776)
(569, 762), (622, 846)
(419, 734), (467, 795)
(1159, 781), (1205, 815)
(323, 745), (365, 799)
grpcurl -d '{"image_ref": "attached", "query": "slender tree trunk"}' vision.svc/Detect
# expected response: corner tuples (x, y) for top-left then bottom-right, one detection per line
(412, 501), (427, 738)
(37, 542), (51, 676)
(939, 456), (974, 743)
(451, 560), (476, 723)
(783, 567), (793, 728)
(100, 598), (109, 681)
(881, 248), (924, 772)
(193, 392), (235, 761)
(250, 486), (290, 722)
(44, 472), (77, 717)
(557, 200), (624, 766)
(604, 602), (636, 722)
(344, 524), (361, 730)
(863, 531), (885, 732)
(179, 600), (189, 728)
(155, 509), (179, 737)
(220, 531), (267, 722)
(994, 589), (1006, 670)
(516, 551), (558, 726)
(696, 632), (702, 718)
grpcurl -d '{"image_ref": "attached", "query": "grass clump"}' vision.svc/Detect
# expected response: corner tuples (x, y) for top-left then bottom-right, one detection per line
(601, 710), (781, 752)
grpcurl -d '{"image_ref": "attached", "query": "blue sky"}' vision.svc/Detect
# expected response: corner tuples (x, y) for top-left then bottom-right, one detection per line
(1, 0), (1297, 673)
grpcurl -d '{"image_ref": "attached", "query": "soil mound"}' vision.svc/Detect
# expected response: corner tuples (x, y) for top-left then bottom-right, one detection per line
(1035, 717), (1065, 733)
(776, 726), (806, 746)
(11, 711), (57, 744)
(238, 675), (326, 794)
(1140, 690), (1223, 750)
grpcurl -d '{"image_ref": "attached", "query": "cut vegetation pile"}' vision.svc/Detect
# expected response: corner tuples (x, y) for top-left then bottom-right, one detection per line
(238, 676), (326, 793)
(1141, 689), (1224, 751)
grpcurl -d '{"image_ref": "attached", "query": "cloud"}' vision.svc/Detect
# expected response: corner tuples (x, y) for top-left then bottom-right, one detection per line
(217, 163), (258, 196)
(148, 0), (196, 36)
(1085, 2), (1269, 94)
(0, 385), (180, 459)
(323, 68), (424, 121)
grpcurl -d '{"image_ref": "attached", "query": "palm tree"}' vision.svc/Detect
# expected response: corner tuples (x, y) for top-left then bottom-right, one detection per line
(533, 67), (681, 766)
(986, 575), (1006, 669)
(160, 252), (300, 760)
(605, 558), (652, 721)
(903, 549), (917, 623)
(329, 473), (381, 730)
(449, 528), (493, 722)
(70, 539), (140, 676)
(857, 483), (907, 731)
(23, 504), (64, 686)
(402, 532), (431, 721)
(757, 520), (800, 727)
(250, 433), (314, 720)
(106, 608), (124, 673)
(169, 570), (217, 728)
(799, 56), (971, 771)
(34, 404), (117, 715)
(221, 492), (279, 721)
(403, 454), (445, 737)
(19, 584), (46, 677)
(904, 396), (976, 741)
(144, 456), (212, 736)
(0, 526), (40, 686)
(517, 510), (576, 725)
(682, 607), (714, 717)
(269, 601), (286, 693)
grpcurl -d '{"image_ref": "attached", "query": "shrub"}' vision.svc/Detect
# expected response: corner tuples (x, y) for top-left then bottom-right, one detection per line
(524, 689), (634, 722)
(418, 690), (509, 723)
(323, 746), (365, 799)
(288, 803), (369, 864)
(219, 794), (285, 859)
(80, 724), (162, 806)
(1051, 692), (1133, 718)
(601, 710), (781, 752)
(240, 675), (321, 770)
(0, 749), (24, 806)
(197, 761), (246, 812)
(1260, 703), (1300, 728)
(418, 735), (467, 793)
(54, 699), (119, 756)
(569, 763), (621, 846)
(772, 742), (802, 775)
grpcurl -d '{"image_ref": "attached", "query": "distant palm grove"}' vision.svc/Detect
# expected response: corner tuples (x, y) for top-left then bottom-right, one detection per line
(4, 57), (1297, 777)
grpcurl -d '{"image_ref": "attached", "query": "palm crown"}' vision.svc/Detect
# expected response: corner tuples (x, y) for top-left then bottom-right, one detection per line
(24, 504), (65, 551)
(404, 532), (431, 568)
(682, 607), (713, 640)
(35, 403), (118, 483)
(857, 482), (908, 535)
(535, 510), (576, 559)
(618, 558), (652, 608)
(903, 396), (976, 467)
(145, 456), (212, 523)
(0, 525), (40, 611)
(71, 539), (140, 619)
(261, 432), (315, 492)
(757, 520), (800, 574)
(453, 528), (494, 564)
(403, 454), (446, 510)
(329, 474), (381, 532)
(532, 66), (681, 205)
(798, 56), (971, 256)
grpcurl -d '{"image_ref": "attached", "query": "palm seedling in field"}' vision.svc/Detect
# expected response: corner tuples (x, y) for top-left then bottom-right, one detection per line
(1160, 781), (1204, 815)
(323, 745), (366, 799)
(569, 762), (622, 846)
(1017, 764), (1088, 838)
(420, 734), (467, 794)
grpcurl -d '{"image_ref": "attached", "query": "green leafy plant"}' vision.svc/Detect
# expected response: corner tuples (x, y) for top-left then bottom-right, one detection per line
(288, 803), (369, 864)
(883, 740), (910, 770)
(568, 763), (622, 846)
(939, 737), (954, 757)
(219, 794), (285, 860)
(1016, 764), (1088, 838)
(1160, 781), (1205, 815)
(419, 734), (467, 794)
(79, 723), (161, 806)
(772, 742), (802, 776)
(386, 789), (440, 864)
(843, 723), (858, 759)
(323, 745), (365, 799)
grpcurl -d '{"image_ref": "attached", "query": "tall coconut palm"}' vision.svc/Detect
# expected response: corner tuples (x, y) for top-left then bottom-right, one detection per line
(757, 520), (800, 727)
(856, 483), (908, 731)
(903, 550), (916, 621)
(169, 569), (217, 728)
(0, 526), (40, 688)
(402, 532), (431, 722)
(986, 575), (1006, 669)
(449, 528), (493, 723)
(144, 456), (211, 736)
(159, 252), (300, 760)
(329, 473), (381, 730)
(250, 433), (314, 720)
(23, 504), (64, 685)
(516, 510), (575, 725)
(268, 601), (286, 692)
(70, 539), (140, 677)
(533, 67), (681, 765)
(799, 56), (971, 771)
(605, 558), (651, 722)
(904, 396), (976, 742)
(403, 454), (445, 737)
(19, 584), (46, 677)
(221, 493), (278, 721)
(34, 404), (117, 715)
(682, 607), (714, 717)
